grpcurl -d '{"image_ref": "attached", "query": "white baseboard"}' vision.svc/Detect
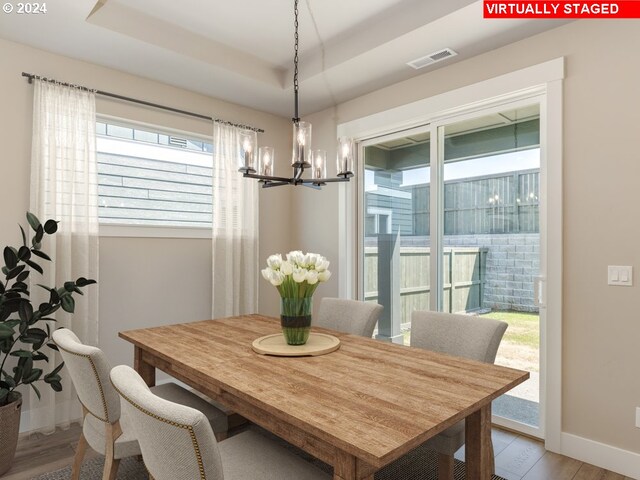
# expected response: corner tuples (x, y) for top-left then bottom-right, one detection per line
(561, 432), (640, 479)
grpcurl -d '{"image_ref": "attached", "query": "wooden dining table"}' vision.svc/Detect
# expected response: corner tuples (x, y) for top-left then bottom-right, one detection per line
(119, 314), (528, 480)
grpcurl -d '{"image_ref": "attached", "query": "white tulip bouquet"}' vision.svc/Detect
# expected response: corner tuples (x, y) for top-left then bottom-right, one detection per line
(261, 251), (331, 344)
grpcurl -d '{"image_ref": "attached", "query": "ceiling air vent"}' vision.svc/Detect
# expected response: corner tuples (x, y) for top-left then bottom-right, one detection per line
(407, 48), (458, 70)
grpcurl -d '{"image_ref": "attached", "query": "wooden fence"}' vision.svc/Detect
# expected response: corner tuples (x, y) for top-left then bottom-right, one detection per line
(364, 246), (488, 326)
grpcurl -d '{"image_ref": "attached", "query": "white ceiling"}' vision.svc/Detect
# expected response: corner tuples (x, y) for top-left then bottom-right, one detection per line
(0, 0), (569, 117)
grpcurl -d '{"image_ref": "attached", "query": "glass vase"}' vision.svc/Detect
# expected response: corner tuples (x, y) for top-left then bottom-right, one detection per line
(280, 297), (312, 345)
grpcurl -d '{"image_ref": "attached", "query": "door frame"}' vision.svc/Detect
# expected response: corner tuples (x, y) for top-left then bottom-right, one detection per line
(337, 58), (563, 450)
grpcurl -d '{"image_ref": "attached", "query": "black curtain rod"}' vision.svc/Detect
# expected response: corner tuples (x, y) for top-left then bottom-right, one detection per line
(21, 72), (264, 133)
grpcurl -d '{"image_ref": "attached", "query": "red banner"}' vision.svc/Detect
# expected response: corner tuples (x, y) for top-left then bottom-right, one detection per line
(484, 1), (640, 18)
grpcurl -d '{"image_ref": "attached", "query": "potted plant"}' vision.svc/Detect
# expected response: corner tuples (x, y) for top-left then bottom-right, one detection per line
(0, 212), (96, 476)
(261, 251), (331, 345)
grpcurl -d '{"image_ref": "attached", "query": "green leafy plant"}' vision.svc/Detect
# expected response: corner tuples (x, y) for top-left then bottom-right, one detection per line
(0, 212), (96, 406)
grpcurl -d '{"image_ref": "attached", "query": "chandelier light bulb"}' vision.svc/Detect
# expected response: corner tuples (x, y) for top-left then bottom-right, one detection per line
(239, 132), (256, 172)
(312, 150), (327, 181)
(259, 146), (275, 177)
(292, 121), (311, 167)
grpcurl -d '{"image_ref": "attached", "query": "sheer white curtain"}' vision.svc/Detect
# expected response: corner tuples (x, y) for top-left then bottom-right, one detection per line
(212, 124), (259, 317)
(29, 80), (99, 432)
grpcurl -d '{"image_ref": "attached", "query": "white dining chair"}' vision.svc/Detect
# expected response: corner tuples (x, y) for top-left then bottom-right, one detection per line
(110, 364), (331, 480)
(315, 297), (383, 337)
(410, 311), (508, 480)
(52, 328), (229, 480)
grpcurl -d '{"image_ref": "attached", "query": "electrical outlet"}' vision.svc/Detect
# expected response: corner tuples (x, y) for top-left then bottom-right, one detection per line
(636, 407), (640, 428)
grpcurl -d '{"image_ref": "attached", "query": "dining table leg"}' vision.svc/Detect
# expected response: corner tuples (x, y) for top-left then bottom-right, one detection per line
(333, 451), (375, 480)
(134, 346), (156, 387)
(465, 403), (494, 480)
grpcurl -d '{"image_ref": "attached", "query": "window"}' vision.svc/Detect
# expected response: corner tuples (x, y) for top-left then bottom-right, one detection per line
(97, 120), (213, 228)
(365, 207), (392, 235)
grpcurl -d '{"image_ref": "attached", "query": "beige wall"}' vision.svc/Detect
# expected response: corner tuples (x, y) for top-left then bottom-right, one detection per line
(0, 38), (292, 408)
(294, 20), (640, 455)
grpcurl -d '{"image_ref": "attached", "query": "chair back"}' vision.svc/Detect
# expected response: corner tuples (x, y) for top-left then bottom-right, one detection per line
(315, 298), (383, 337)
(110, 365), (224, 480)
(410, 311), (507, 363)
(52, 328), (120, 424)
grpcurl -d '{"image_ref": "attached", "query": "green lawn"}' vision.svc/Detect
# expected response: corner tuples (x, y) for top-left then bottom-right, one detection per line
(481, 311), (539, 349)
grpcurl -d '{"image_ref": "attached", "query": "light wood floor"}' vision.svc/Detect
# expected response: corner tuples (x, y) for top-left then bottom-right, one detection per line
(3, 424), (634, 480)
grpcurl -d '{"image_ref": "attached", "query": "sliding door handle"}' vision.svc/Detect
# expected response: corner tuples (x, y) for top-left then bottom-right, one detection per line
(534, 276), (546, 308)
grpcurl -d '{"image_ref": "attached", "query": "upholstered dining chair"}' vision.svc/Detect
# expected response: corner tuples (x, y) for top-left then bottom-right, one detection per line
(52, 328), (229, 480)
(410, 311), (508, 480)
(110, 365), (331, 480)
(315, 297), (383, 337)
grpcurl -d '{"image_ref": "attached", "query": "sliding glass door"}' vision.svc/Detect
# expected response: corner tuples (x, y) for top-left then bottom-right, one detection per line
(360, 99), (544, 437)
(437, 103), (542, 434)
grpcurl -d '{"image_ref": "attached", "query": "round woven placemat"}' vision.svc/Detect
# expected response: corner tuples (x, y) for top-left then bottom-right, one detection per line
(252, 332), (340, 356)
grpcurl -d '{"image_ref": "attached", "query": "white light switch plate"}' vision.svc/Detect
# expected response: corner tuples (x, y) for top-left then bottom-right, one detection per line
(636, 407), (640, 428)
(608, 266), (633, 286)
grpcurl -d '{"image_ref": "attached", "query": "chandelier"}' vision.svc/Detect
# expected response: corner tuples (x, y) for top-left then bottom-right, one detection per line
(238, 0), (354, 188)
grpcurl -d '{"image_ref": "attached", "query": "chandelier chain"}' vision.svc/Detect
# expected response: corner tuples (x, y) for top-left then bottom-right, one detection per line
(293, 0), (300, 122)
